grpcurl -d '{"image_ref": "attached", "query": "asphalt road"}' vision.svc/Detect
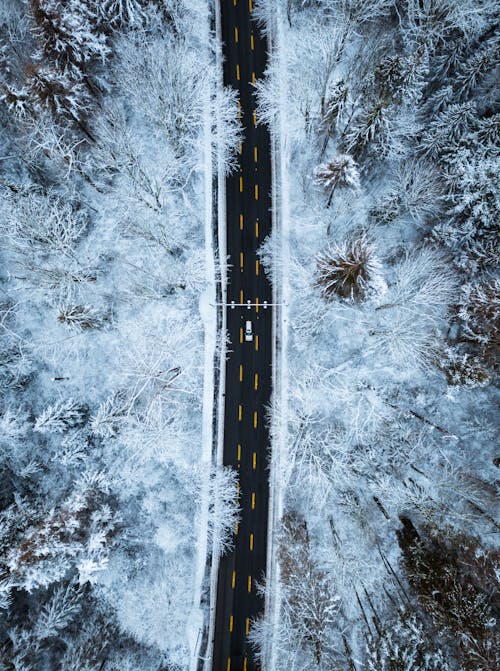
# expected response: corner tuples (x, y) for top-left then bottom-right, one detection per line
(212, 2), (272, 670)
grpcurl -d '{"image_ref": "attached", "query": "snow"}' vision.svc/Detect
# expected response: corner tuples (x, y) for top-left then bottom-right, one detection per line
(251, 0), (499, 667)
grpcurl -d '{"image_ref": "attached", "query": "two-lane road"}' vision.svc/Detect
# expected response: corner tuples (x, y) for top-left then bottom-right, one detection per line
(212, 1), (272, 670)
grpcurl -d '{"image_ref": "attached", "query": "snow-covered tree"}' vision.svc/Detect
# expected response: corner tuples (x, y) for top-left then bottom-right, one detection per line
(279, 512), (340, 665)
(366, 609), (452, 671)
(57, 304), (108, 331)
(29, 0), (109, 72)
(207, 466), (240, 558)
(34, 399), (88, 434)
(398, 518), (499, 670)
(314, 153), (360, 207)
(316, 235), (385, 302)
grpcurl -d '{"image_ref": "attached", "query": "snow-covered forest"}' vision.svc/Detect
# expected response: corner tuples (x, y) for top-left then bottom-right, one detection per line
(0, 1), (241, 668)
(253, 0), (499, 669)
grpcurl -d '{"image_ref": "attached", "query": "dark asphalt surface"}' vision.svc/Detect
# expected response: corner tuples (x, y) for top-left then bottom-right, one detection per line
(212, 2), (272, 670)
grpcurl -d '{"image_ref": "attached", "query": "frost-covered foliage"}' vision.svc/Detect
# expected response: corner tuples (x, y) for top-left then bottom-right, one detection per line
(0, 0), (238, 667)
(254, 0), (498, 667)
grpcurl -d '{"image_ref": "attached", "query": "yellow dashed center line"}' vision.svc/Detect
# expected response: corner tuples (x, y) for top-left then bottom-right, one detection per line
(227, 658), (231, 671)
(240, 327), (243, 344)
(249, 533), (254, 550)
(240, 175), (243, 192)
(254, 373), (259, 390)
(251, 71), (256, 84)
(245, 618), (250, 635)
(235, 521), (239, 535)
(240, 213), (244, 230)
(254, 146), (258, 162)
(240, 289), (244, 304)
(255, 334), (259, 351)
(232, 571), (236, 588)
(239, 364), (243, 382)
(250, 33), (254, 50)
(254, 184), (259, 200)
(252, 452), (257, 469)
(238, 404), (242, 421)
(253, 410), (258, 429)
(229, 615), (234, 632)
(239, 141), (243, 155)
(255, 220), (259, 238)
(240, 251), (244, 269)
(255, 259), (259, 276)
(253, 110), (257, 126)
(247, 576), (252, 593)
(237, 443), (241, 461)
(251, 492), (256, 509)
(249, 0), (253, 12)
(234, 26), (238, 43)
(255, 297), (259, 313)
(236, 64), (240, 81)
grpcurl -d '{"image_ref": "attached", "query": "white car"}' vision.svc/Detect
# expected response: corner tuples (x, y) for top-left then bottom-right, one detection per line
(245, 320), (253, 342)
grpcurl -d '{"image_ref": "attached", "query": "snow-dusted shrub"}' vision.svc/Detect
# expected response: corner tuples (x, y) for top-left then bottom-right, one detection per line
(316, 236), (384, 302)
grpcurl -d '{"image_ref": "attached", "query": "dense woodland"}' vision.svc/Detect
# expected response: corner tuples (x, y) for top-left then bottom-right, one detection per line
(253, 0), (498, 669)
(0, 1), (242, 669)
(0, 0), (498, 670)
